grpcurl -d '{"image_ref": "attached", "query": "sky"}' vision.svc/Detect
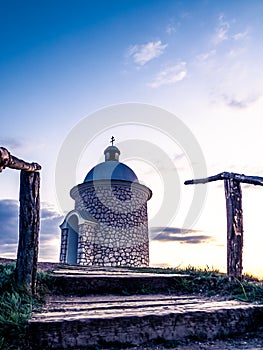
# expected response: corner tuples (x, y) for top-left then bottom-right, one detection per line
(1, 0), (263, 277)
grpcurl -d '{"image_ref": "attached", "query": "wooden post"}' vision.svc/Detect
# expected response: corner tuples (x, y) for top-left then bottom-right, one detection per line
(224, 179), (243, 280)
(16, 170), (40, 294)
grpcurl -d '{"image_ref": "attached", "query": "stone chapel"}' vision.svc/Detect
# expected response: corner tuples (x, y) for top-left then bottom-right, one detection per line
(59, 139), (152, 267)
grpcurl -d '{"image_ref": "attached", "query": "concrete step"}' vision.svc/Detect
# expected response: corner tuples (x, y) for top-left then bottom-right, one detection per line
(27, 294), (263, 349)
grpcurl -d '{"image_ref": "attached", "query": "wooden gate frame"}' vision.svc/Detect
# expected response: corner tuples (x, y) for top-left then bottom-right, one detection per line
(185, 172), (263, 280)
(0, 147), (41, 294)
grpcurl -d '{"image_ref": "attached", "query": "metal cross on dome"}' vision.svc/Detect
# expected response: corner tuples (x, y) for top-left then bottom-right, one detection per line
(110, 136), (115, 146)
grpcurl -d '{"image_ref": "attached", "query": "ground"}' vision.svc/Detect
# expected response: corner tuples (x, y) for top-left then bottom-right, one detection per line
(126, 333), (263, 349)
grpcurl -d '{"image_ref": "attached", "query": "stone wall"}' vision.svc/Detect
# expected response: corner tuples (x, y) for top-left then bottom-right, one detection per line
(59, 228), (68, 264)
(77, 223), (97, 265)
(71, 180), (151, 267)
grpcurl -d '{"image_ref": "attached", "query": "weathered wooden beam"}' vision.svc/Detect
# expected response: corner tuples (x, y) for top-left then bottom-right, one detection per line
(224, 179), (243, 280)
(226, 173), (263, 186)
(0, 146), (41, 172)
(185, 171), (263, 186)
(184, 172), (226, 185)
(16, 171), (40, 294)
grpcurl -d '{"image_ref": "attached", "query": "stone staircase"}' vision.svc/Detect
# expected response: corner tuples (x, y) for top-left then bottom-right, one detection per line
(27, 267), (263, 349)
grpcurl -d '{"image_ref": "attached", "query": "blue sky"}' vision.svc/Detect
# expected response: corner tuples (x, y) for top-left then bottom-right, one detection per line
(1, 0), (263, 276)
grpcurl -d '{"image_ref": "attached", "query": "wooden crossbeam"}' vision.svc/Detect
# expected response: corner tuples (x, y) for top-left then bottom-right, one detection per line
(185, 171), (263, 186)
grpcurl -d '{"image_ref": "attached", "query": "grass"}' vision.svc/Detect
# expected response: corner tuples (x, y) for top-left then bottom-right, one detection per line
(181, 265), (263, 302)
(0, 263), (46, 349)
(123, 264), (263, 302)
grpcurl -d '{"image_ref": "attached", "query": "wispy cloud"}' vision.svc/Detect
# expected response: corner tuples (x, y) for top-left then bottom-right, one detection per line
(213, 14), (230, 45)
(0, 199), (62, 261)
(196, 50), (216, 62)
(165, 12), (188, 35)
(227, 48), (245, 58)
(148, 62), (187, 88)
(166, 20), (177, 35)
(213, 14), (249, 45)
(127, 40), (167, 66)
(166, 23), (176, 34)
(232, 30), (249, 41)
(222, 93), (261, 109)
(0, 199), (19, 244)
(150, 226), (212, 244)
(195, 16), (256, 109)
(0, 138), (27, 152)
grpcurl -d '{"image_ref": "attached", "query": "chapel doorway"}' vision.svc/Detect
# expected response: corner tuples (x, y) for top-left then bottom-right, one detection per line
(66, 214), (79, 264)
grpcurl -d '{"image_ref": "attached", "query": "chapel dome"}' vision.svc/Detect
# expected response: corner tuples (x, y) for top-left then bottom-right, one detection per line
(84, 162), (138, 183)
(83, 141), (138, 183)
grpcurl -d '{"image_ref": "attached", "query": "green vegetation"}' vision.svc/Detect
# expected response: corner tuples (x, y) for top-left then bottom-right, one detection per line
(180, 266), (263, 302)
(124, 265), (263, 302)
(0, 263), (29, 349)
(0, 263), (45, 349)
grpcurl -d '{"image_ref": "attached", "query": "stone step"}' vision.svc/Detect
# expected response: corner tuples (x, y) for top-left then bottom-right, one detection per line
(47, 269), (191, 296)
(27, 294), (263, 349)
